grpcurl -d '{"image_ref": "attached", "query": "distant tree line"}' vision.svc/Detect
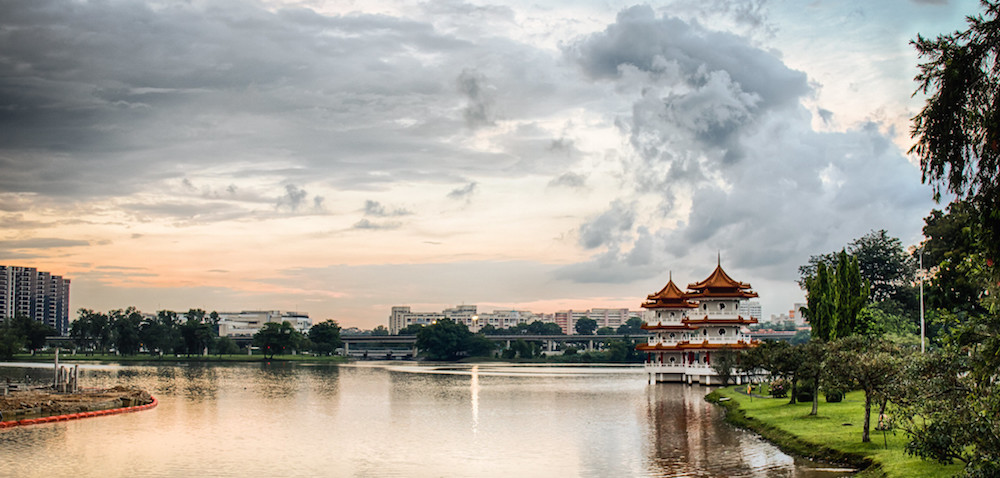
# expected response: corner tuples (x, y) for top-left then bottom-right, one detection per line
(403, 317), (645, 362)
(0, 307), (345, 360)
(0, 314), (58, 359)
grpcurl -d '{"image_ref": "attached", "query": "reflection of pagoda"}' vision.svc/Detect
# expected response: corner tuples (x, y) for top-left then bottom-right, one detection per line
(637, 259), (759, 384)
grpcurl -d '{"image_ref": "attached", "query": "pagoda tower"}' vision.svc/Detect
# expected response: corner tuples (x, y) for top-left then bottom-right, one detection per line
(637, 260), (759, 384)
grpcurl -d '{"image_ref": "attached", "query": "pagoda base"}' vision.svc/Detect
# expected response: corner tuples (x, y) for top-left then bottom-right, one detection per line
(645, 367), (746, 386)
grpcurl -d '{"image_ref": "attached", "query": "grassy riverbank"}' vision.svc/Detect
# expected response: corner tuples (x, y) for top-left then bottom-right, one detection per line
(10, 352), (349, 364)
(705, 386), (962, 477)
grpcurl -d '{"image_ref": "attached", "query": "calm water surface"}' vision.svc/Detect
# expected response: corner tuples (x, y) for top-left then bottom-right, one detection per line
(0, 362), (851, 477)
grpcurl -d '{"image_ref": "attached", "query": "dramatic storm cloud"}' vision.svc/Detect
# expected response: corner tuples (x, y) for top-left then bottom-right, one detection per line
(0, 0), (978, 326)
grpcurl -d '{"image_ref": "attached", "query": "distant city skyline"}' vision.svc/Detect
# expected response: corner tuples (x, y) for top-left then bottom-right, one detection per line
(0, 0), (977, 329)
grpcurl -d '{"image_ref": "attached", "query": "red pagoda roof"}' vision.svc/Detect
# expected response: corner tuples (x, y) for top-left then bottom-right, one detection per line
(636, 340), (760, 351)
(682, 315), (759, 326)
(640, 322), (695, 331)
(642, 274), (699, 309)
(685, 260), (758, 300)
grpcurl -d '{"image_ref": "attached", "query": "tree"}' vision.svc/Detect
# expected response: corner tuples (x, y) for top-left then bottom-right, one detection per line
(71, 309), (111, 354)
(921, 201), (988, 317)
(824, 336), (903, 443)
(10, 314), (55, 353)
(709, 347), (740, 385)
(215, 336), (240, 355)
(894, 324), (1000, 477)
(911, 0), (1000, 262)
(0, 321), (25, 359)
(595, 326), (615, 335)
(371, 325), (390, 336)
(799, 230), (916, 305)
(575, 317), (597, 335)
(509, 339), (536, 359)
(606, 339), (641, 362)
(308, 320), (343, 356)
(415, 318), (467, 360)
(464, 333), (495, 357)
(802, 250), (869, 341)
(110, 307), (143, 355)
(397, 323), (425, 335)
(155, 310), (183, 355)
(799, 340), (828, 416)
(180, 316), (214, 356)
(527, 320), (563, 335)
(253, 321), (301, 359)
(617, 317), (644, 335)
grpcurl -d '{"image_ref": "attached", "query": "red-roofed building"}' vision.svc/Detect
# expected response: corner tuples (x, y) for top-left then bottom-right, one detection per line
(637, 260), (759, 384)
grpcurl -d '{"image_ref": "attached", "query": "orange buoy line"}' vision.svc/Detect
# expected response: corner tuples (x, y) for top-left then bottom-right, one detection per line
(0, 396), (158, 429)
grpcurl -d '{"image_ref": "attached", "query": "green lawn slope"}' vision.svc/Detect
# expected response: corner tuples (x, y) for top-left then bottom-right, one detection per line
(706, 386), (962, 477)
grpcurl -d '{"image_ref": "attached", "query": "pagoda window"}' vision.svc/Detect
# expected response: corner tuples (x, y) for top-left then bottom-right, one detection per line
(702, 329), (708, 336)
(719, 303), (726, 310)
(719, 328), (726, 335)
(669, 356), (676, 364)
(669, 333), (675, 339)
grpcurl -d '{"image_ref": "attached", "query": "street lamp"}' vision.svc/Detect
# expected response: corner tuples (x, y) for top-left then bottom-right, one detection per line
(919, 245), (925, 353)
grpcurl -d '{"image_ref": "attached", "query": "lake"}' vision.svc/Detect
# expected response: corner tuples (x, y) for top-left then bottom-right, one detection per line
(0, 361), (852, 477)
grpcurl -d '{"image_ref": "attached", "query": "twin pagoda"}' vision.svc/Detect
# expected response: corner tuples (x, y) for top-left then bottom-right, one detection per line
(637, 260), (759, 384)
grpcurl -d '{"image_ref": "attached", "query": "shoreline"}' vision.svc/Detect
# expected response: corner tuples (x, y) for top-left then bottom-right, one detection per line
(704, 386), (963, 478)
(704, 388), (875, 475)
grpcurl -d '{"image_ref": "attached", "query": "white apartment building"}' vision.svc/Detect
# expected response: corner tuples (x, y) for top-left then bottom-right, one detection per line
(217, 310), (311, 337)
(553, 308), (643, 335)
(738, 300), (762, 321)
(0, 265), (71, 335)
(389, 305), (544, 334)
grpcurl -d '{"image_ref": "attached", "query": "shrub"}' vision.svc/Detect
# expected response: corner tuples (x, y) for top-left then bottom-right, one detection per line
(769, 379), (788, 398)
(824, 389), (844, 403)
(796, 389), (814, 403)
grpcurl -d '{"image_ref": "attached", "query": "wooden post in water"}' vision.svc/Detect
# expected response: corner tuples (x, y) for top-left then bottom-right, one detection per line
(53, 348), (59, 388)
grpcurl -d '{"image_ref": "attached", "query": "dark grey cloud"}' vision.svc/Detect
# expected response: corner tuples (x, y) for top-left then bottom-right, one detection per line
(555, 6), (935, 289)
(277, 184), (308, 212)
(352, 218), (401, 230)
(363, 200), (412, 217)
(457, 69), (497, 128)
(0, 238), (90, 249)
(447, 182), (478, 201)
(577, 200), (636, 249)
(548, 172), (587, 189)
(568, 5), (808, 110)
(0, 0), (589, 201)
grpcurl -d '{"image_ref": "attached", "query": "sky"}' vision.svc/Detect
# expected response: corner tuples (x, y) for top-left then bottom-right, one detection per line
(0, 0), (981, 329)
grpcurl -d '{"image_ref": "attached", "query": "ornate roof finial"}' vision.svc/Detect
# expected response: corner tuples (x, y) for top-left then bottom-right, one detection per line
(717, 251), (721, 266)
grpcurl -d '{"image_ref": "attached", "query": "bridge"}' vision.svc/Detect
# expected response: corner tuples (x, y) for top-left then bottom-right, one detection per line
(341, 333), (652, 358)
(45, 333), (653, 359)
(749, 330), (798, 342)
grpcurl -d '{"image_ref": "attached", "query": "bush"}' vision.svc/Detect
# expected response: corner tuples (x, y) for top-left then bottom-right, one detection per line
(769, 379), (788, 398)
(796, 389), (814, 403)
(824, 389), (844, 402)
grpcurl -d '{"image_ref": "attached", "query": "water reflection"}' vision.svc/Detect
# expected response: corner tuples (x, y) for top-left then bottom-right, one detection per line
(1, 362), (850, 477)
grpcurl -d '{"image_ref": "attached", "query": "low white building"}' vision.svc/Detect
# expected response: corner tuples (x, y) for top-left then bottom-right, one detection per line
(389, 305), (546, 334)
(217, 310), (311, 337)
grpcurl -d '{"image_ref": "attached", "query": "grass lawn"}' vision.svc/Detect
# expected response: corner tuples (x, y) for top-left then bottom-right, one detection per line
(10, 352), (349, 364)
(707, 386), (963, 477)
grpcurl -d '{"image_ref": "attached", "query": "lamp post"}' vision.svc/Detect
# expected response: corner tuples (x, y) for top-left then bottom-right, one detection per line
(920, 245), (925, 353)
